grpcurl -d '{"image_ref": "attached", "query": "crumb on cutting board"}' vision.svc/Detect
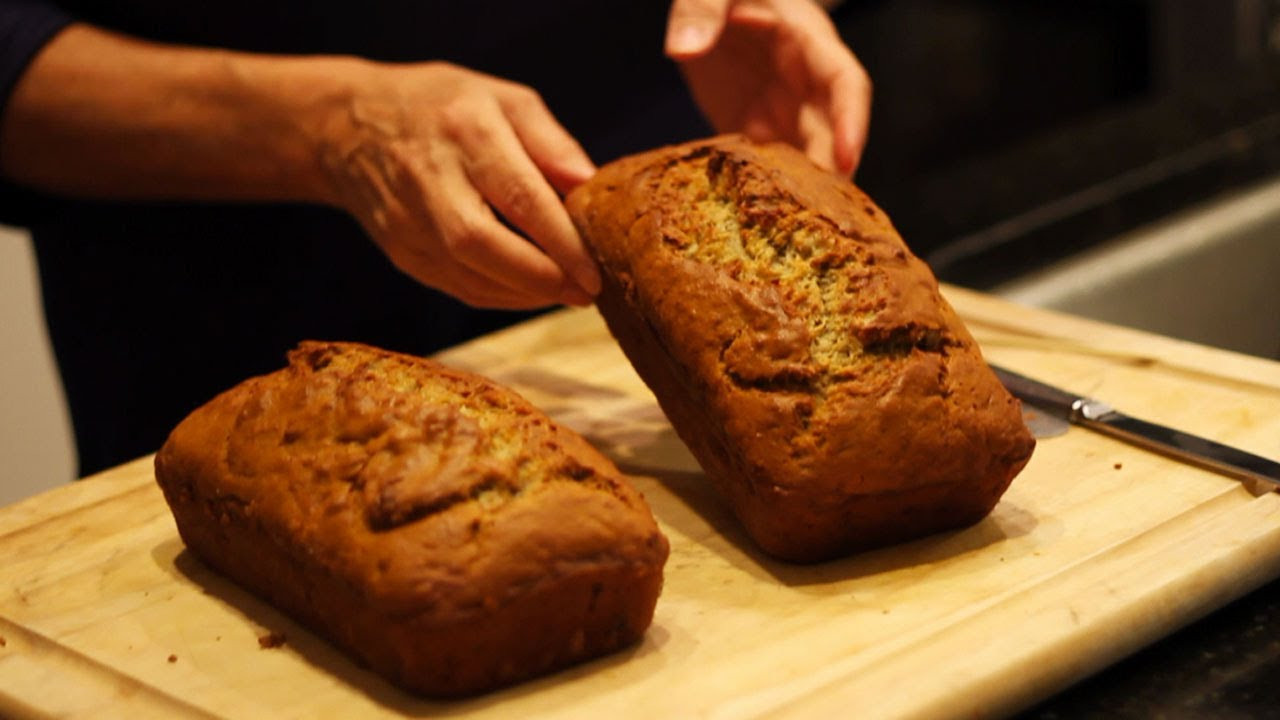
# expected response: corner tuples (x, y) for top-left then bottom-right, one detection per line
(258, 631), (287, 649)
(167, 654), (177, 663)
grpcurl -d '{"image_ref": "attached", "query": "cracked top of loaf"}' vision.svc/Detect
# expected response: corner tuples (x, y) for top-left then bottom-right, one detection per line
(154, 340), (668, 695)
(567, 135), (1035, 562)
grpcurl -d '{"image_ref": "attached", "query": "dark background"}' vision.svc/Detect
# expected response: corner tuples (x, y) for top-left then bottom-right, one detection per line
(832, 0), (1280, 288)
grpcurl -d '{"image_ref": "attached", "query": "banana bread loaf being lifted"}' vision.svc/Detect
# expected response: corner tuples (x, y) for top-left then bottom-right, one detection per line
(566, 135), (1035, 563)
(154, 341), (669, 697)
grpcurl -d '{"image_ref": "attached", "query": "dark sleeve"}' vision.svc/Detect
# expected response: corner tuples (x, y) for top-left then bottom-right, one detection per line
(0, 0), (69, 109)
(0, 0), (72, 226)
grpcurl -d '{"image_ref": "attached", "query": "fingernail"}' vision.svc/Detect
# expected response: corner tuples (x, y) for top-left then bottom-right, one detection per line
(563, 157), (597, 186)
(572, 261), (602, 297)
(668, 22), (714, 56)
(571, 155), (597, 178)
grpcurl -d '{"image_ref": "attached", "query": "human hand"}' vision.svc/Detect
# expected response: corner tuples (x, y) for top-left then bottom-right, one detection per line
(319, 62), (601, 309)
(665, 0), (871, 176)
(0, 29), (599, 310)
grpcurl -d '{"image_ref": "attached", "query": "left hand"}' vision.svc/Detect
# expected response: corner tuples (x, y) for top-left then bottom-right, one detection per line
(665, 0), (871, 176)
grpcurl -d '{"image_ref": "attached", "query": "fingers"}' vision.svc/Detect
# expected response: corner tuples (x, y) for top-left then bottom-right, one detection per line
(411, 169), (595, 309)
(361, 119), (594, 308)
(456, 92), (601, 297)
(419, 78), (599, 307)
(422, 86), (599, 304)
(797, 104), (835, 173)
(666, 0), (733, 58)
(331, 63), (600, 310)
(373, 155), (589, 309)
(675, 0), (872, 176)
(779, 2), (872, 175)
(794, 23), (871, 174)
(393, 234), (590, 310)
(829, 60), (872, 176)
(424, 170), (591, 308)
(497, 83), (597, 195)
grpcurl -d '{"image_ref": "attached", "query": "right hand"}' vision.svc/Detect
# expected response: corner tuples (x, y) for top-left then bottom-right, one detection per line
(319, 61), (601, 309)
(665, 0), (871, 177)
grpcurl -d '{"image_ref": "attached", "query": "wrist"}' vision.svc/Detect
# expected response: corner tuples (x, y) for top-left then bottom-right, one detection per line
(226, 53), (373, 208)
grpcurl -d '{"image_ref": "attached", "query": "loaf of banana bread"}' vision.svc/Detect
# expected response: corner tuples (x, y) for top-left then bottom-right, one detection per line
(566, 135), (1035, 563)
(154, 341), (669, 697)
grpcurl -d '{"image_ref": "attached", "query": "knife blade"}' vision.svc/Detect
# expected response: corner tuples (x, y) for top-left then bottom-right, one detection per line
(991, 364), (1280, 495)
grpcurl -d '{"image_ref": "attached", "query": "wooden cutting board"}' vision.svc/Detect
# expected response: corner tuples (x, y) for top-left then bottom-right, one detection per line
(3, 286), (1280, 720)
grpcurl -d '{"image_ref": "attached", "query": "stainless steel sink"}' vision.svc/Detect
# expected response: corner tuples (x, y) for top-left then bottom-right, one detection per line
(994, 175), (1280, 359)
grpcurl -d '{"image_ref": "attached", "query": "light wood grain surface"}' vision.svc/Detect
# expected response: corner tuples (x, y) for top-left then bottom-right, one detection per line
(2, 286), (1279, 719)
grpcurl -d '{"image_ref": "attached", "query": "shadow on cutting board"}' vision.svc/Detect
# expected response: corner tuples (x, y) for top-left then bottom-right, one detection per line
(152, 539), (670, 716)
(607, 423), (1039, 590)
(485, 362), (1041, 588)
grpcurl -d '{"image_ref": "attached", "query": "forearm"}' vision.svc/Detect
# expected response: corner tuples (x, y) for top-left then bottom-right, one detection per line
(0, 23), (357, 205)
(0, 21), (602, 309)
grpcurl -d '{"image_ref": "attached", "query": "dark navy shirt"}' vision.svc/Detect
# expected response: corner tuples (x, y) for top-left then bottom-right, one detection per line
(0, 1), (710, 475)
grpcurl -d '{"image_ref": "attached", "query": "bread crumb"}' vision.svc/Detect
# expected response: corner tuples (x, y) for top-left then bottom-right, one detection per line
(1114, 462), (1123, 470)
(258, 632), (287, 649)
(0, 635), (7, 647)
(167, 654), (177, 663)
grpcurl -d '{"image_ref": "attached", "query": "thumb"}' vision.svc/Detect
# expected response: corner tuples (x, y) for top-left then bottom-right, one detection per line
(665, 0), (733, 59)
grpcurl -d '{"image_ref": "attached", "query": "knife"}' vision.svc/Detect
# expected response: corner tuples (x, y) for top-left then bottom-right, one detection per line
(991, 364), (1280, 495)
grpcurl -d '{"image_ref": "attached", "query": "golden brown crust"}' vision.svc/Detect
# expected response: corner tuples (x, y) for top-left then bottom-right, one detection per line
(154, 341), (668, 697)
(567, 135), (1035, 562)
